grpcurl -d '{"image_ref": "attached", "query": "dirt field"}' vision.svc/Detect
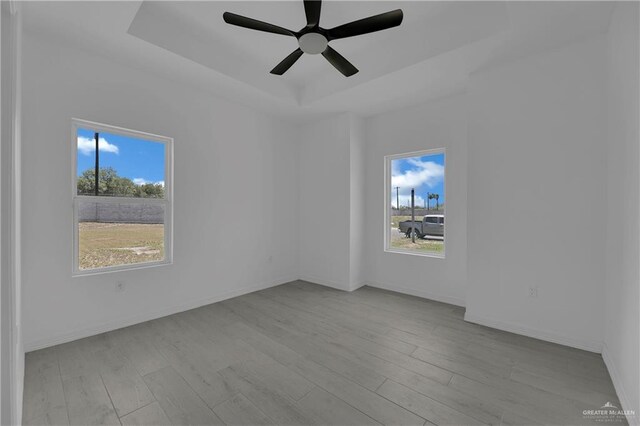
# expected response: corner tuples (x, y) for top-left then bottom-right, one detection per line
(78, 222), (164, 270)
(389, 216), (444, 254)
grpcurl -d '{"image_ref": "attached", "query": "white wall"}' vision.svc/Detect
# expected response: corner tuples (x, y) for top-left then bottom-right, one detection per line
(298, 114), (351, 290)
(465, 36), (608, 352)
(1, 2), (23, 424)
(297, 113), (367, 292)
(363, 94), (468, 306)
(21, 33), (300, 350)
(604, 2), (640, 422)
(349, 115), (366, 291)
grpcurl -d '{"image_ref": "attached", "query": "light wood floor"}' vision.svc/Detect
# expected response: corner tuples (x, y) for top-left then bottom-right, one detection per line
(23, 281), (624, 426)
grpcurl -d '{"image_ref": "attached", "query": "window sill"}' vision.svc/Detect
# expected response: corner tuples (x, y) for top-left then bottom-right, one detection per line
(72, 259), (172, 277)
(384, 248), (445, 259)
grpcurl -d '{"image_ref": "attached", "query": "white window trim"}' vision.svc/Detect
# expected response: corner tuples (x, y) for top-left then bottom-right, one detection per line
(384, 148), (446, 259)
(71, 118), (174, 276)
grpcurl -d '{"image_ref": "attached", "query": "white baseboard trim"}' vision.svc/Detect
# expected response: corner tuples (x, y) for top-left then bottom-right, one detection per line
(349, 281), (366, 292)
(365, 280), (466, 307)
(464, 311), (603, 353)
(24, 275), (297, 352)
(16, 338), (24, 426)
(602, 343), (639, 426)
(299, 275), (349, 292)
(298, 277), (365, 293)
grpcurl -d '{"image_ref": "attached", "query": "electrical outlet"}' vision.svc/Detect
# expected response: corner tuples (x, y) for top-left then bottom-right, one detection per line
(116, 281), (126, 292)
(528, 286), (538, 298)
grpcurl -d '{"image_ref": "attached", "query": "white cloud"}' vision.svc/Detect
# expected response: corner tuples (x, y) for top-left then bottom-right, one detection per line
(133, 178), (164, 186)
(132, 178), (148, 186)
(391, 159), (400, 177)
(395, 194), (426, 208)
(391, 159), (444, 189)
(390, 158), (444, 207)
(77, 136), (119, 156)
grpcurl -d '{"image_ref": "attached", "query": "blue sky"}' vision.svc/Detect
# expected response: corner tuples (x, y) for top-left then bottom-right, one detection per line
(77, 128), (165, 185)
(391, 152), (445, 208)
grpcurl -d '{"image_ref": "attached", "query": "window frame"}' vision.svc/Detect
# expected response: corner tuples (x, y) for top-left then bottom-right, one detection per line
(71, 118), (174, 276)
(384, 148), (446, 259)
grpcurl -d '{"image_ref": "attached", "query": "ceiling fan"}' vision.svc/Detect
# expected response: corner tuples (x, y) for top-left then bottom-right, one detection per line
(223, 1), (403, 77)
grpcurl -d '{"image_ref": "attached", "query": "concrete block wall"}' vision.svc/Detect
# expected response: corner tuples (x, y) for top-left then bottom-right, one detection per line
(78, 202), (164, 224)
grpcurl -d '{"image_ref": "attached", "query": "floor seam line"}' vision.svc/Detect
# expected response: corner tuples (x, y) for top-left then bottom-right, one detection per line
(117, 399), (156, 420)
(99, 374), (123, 425)
(56, 350), (72, 426)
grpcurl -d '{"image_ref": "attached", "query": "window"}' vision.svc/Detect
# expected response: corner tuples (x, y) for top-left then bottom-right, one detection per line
(72, 119), (173, 275)
(385, 149), (445, 257)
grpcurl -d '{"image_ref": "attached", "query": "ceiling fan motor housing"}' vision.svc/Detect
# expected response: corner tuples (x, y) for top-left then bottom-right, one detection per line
(298, 32), (328, 54)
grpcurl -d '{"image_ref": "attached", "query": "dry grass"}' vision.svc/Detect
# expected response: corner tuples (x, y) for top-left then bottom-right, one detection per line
(389, 235), (444, 253)
(79, 222), (164, 270)
(389, 215), (444, 254)
(78, 217), (441, 270)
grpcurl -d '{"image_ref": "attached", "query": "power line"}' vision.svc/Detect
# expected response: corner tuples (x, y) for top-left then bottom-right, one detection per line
(411, 188), (415, 243)
(94, 132), (99, 196)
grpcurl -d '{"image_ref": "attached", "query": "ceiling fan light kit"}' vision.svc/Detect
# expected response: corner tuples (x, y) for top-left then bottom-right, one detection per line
(298, 32), (328, 55)
(223, 0), (403, 77)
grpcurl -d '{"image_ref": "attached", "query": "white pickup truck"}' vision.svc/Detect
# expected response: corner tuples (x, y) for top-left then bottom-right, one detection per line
(398, 214), (444, 239)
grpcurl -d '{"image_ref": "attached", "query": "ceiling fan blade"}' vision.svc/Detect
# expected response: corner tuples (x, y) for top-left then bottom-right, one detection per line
(223, 12), (296, 37)
(326, 9), (403, 40)
(271, 49), (304, 75)
(304, 0), (322, 27)
(322, 46), (358, 77)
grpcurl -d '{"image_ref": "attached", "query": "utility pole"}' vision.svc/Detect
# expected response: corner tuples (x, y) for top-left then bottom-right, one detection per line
(94, 132), (100, 196)
(411, 189), (416, 243)
(395, 186), (400, 210)
(426, 192), (431, 210)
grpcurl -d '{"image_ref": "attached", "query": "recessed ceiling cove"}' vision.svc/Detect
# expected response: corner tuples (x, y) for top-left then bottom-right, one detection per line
(121, 1), (614, 113)
(127, 1), (498, 104)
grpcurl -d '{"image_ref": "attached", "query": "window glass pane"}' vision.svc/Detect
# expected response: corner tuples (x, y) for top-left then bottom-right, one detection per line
(78, 200), (165, 270)
(389, 151), (445, 255)
(76, 128), (165, 198)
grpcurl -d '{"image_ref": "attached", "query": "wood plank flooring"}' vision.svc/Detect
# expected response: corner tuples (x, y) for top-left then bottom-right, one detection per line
(23, 281), (625, 426)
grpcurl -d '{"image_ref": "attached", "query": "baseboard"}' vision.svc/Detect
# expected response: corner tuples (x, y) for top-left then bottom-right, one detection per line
(299, 275), (366, 293)
(24, 275), (297, 352)
(464, 311), (603, 353)
(299, 274), (350, 292)
(15, 339), (24, 426)
(366, 280), (466, 307)
(602, 343), (639, 426)
(349, 281), (366, 292)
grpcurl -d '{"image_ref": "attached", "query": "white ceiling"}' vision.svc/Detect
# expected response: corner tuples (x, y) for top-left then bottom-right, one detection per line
(23, 1), (615, 120)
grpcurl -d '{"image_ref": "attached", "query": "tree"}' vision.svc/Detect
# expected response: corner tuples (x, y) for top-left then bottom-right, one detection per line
(77, 167), (164, 198)
(134, 183), (164, 198)
(428, 193), (440, 210)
